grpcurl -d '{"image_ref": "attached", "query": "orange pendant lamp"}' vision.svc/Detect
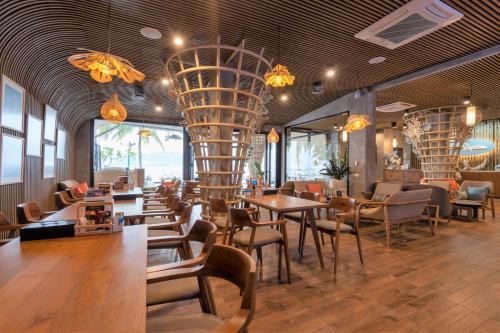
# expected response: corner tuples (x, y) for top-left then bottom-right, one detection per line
(100, 94), (127, 123)
(267, 128), (279, 143)
(264, 26), (295, 88)
(67, 0), (144, 84)
(344, 115), (371, 133)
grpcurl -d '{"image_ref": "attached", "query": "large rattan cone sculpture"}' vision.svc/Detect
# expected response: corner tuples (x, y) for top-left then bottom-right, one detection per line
(166, 38), (272, 217)
(403, 106), (473, 180)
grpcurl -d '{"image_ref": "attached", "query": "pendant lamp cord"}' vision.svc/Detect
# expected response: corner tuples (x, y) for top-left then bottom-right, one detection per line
(356, 70), (359, 91)
(106, 0), (112, 53)
(277, 25), (281, 63)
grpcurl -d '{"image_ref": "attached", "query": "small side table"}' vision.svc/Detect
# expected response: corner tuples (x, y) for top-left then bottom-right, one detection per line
(451, 200), (482, 222)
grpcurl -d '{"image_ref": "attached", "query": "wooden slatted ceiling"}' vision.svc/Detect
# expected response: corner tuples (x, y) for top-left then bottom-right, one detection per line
(0, 0), (498, 133)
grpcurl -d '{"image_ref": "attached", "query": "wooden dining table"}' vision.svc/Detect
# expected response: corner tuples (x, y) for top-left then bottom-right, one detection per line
(238, 194), (328, 268)
(0, 225), (147, 332)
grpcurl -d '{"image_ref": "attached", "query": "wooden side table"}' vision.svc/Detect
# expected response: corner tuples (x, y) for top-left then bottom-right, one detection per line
(451, 200), (482, 221)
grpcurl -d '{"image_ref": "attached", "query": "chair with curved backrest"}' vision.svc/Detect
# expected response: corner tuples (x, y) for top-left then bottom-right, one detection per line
(407, 184), (451, 226)
(357, 189), (433, 247)
(0, 212), (22, 246)
(181, 184), (201, 205)
(459, 180), (495, 219)
(300, 197), (363, 276)
(209, 198), (230, 244)
(147, 244), (256, 333)
(16, 201), (56, 224)
(54, 191), (75, 210)
(147, 220), (218, 311)
(228, 207), (291, 283)
(147, 201), (193, 238)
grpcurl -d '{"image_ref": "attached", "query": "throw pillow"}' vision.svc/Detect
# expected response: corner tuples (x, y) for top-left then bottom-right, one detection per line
(77, 182), (88, 194)
(73, 186), (84, 195)
(467, 186), (489, 201)
(306, 183), (322, 194)
(372, 193), (388, 202)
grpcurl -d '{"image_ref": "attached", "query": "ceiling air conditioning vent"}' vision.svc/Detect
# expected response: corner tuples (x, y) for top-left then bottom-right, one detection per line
(376, 102), (417, 113)
(355, 0), (463, 49)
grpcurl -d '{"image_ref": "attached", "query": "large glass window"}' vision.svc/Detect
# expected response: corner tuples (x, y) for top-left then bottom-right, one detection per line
(93, 120), (184, 183)
(285, 113), (349, 181)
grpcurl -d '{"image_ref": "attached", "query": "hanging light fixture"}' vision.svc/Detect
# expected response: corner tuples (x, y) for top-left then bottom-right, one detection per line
(137, 104), (151, 137)
(354, 70), (361, 99)
(264, 26), (295, 88)
(68, 0), (145, 84)
(101, 94), (127, 123)
(267, 128), (280, 143)
(341, 130), (348, 143)
(344, 115), (372, 133)
(461, 83), (482, 126)
(391, 122), (398, 148)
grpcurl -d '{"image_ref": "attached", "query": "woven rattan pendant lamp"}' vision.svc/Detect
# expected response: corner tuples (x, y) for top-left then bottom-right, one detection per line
(264, 26), (295, 88)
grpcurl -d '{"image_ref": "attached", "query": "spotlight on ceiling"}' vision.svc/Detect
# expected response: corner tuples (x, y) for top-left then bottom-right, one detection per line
(333, 124), (338, 130)
(368, 56), (386, 64)
(312, 81), (323, 95)
(173, 36), (184, 46)
(155, 105), (162, 112)
(326, 69), (335, 78)
(161, 78), (170, 86)
(140, 27), (162, 39)
(280, 94), (288, 101)
(463, 95), (471, 105)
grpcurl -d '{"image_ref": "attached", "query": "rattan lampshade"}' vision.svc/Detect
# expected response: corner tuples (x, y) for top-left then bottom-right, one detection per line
(100, 94), (127, 123)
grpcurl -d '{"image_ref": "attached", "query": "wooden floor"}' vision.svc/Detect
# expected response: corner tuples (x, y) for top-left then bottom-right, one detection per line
(148, 200), (500, 333)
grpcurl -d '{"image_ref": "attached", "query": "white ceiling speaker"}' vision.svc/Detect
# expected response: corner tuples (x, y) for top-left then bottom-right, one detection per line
(355, 0), (463, 49)
(140, 27), (162, 39)
(376, 102), (417, 113)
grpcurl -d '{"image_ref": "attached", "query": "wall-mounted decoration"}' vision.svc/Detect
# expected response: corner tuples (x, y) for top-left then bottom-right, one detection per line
(1, 75), (25, 132)
(57, 129), (66, 159)
(0, 133), (24, 184)
(43, 144), (55, 178)
(460, 138), (495, 157)
(44, 105), (57, 142)
(26, 115), (42, 157)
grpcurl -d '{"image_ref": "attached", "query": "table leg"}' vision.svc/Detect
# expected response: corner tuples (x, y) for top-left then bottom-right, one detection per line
(306, 208), (324, 268)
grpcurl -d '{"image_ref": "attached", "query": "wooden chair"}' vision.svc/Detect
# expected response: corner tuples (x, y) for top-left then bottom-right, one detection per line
(228, 207), (291, 283)
(16, 202), (56, 224)
(300, 197), (363, 276)
(147, 244), (256, 333)
(65, 188), (83, 201)
(0, 212), (22, 246)
(357, 189), (434, 247)
(209, 198), (230, 244)
(181, 184), (201, 205)
(147, 220), (218, 310)
(143, 192), (179, 211)
(54, 191), (76, 210)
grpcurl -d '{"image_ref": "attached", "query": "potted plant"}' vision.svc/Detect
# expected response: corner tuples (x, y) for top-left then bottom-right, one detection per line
(320, 152), (351, 190)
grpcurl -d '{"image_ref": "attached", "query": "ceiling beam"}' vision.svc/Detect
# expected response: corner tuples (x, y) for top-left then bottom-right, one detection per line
(370, 44), (500, 92)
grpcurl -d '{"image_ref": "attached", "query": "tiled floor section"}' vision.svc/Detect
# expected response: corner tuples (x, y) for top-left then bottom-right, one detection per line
(148, 200), (500, 333)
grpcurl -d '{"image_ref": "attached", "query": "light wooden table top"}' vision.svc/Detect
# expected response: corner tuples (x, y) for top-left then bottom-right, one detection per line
(238, 194), (327, 212)
(0, 225), (147, 332)
(41, 198), (146, 222)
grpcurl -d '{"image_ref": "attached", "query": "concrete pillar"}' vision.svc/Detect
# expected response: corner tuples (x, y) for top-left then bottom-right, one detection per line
(347, 90), (376, 197)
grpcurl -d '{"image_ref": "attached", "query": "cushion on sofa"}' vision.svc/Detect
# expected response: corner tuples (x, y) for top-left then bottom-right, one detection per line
(467, 186), (489, 201)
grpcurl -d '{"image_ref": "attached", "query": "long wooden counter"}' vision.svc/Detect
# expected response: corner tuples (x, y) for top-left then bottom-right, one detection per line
(0, 225), (147, 332)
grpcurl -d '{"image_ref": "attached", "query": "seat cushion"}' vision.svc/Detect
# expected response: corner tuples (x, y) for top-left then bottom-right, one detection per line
(148, 229), (179, 237)
(314, 220), (352, 232)
(359, 207), (384, 221)
(147, 277), (199, 306)
(233, 228), (282, 246)
(147, 313), (223, 333)
(145, 217), (171, 225)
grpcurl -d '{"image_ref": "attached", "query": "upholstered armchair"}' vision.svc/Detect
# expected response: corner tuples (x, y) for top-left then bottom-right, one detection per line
(458, 180), (495, 219)
(16, 202), (56, 224)
(357, 189), (433, 247)
(0, 212), (22, 245)
(407, 184), (451, 225)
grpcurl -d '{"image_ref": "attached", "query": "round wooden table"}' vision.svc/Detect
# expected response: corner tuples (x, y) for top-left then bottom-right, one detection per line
(451, 200), (482, 221)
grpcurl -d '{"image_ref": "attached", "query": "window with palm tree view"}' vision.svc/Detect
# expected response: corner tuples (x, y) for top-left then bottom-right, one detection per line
(93, 120), (183, 184)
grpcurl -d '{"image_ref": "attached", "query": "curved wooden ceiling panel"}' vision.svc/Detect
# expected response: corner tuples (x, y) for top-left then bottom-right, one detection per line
(0, 0), (498, 133)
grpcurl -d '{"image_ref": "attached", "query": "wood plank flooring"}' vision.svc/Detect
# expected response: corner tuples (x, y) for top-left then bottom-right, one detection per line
(148, 200), (500, 333)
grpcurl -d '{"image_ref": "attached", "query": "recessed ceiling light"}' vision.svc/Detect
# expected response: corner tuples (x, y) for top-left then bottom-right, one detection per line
(326, 69), (335, 77)
(463, 95), (471, 104)
(368, 56), (386, 64)
(280, 94), (288, 101)
(155, 106), (162, 112)
(140, 27), (162, 40)
(173, 37), (184, 46)
(161, 78), (170, 86)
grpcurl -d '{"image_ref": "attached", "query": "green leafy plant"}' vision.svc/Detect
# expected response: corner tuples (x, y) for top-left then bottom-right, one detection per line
(253, 161), (264, 178)
(320, 152), (351, 180)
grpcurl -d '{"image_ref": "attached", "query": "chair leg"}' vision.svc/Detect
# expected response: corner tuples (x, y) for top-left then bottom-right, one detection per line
(298, 218), (304, 254)
(320, 232), (325, 246)
(333, 232), (340, 277)
(300, 226), (307, 256)
(278, 243), (283, 281)
(282, 242), (291, 284)
(355, 232), (364, 264)
(385, 221), (391, 248)
(329, 234), (334, 250)
(256, 247), (263, 267)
